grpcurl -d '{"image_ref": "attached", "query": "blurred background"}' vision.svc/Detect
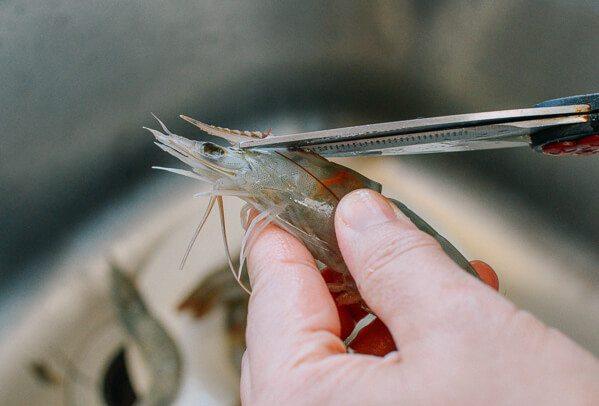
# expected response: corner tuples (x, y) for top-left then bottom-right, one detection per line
(1, 0), (597, 404)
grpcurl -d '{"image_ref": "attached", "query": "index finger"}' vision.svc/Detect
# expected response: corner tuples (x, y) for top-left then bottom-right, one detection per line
(245, 222), (345, 378)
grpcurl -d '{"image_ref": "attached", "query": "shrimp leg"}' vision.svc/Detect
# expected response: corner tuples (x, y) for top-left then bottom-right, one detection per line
(179, 196), (216, 270)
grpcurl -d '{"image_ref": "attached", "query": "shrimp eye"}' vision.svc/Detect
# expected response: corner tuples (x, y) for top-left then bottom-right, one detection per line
(203, 142), (225, 157)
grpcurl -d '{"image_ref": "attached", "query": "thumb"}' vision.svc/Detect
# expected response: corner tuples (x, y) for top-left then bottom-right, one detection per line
(335, 189), (493, 346)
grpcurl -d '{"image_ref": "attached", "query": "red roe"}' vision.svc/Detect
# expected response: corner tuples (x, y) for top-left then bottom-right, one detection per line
(322, 259), (500, 356)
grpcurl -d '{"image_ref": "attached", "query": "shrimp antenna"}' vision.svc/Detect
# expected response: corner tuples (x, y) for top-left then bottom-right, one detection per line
(179, 196), (216, 270)
(151, 113), (174, 135)
(216, 197), (251, 295)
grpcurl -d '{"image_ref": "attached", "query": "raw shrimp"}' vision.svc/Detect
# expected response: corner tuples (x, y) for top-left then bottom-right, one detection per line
(146, 115), (480, 348)
(109, 264), (182, 405)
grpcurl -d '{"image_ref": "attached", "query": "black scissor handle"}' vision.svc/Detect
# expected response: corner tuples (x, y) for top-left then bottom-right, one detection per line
(535, 93), (599, 111)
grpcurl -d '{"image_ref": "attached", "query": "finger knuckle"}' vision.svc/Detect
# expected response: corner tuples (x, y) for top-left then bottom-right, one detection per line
(359, 227), (439, 280)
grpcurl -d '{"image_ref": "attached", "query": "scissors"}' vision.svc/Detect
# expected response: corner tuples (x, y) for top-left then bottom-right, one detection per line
(239, 93), (599, 156)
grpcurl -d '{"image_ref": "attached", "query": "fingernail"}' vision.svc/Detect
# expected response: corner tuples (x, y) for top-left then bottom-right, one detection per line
(338, 189), (398, 231)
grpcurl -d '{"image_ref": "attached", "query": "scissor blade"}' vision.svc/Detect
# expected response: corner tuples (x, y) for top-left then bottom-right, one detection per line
(239, 104), (588, 151)
(307, 114), (589, 157)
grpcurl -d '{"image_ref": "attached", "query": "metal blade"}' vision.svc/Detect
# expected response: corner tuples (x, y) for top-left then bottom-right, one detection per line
(239, 104), (589, 151)
(309, 114), (589, 157)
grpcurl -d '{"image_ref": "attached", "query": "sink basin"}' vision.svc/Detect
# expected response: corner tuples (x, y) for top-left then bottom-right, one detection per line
(1, 1), (597, 403)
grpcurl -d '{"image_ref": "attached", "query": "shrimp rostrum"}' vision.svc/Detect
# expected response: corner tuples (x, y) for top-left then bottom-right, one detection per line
(146, 115), (479, 345)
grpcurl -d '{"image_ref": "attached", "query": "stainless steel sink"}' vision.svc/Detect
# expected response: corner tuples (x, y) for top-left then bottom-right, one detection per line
(1, 1), (597, 403)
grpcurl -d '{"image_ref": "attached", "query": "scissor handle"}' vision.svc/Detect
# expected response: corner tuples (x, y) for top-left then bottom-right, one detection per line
(535, 93), (599, 110)
(539, 134), (599, 155)
(532, 93), (599, 155)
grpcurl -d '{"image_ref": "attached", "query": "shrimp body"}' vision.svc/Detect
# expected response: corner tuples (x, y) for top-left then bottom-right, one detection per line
(110, 265), (181, 405)
(147, 117), (477, 308)
(239, 148), (382, 302)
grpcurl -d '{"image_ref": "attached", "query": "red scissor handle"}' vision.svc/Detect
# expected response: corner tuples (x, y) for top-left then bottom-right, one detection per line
(541, 134), (599, 156)
(535, 94), (598, 156)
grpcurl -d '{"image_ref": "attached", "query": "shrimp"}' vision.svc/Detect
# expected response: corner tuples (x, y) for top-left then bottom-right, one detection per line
(27, 265), (181, 404)
(109, 264), (182, 405)
(146, 115), (480, 349)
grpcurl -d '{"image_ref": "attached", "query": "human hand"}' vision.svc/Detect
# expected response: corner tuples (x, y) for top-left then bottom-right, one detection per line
(241, 189), (599, 405)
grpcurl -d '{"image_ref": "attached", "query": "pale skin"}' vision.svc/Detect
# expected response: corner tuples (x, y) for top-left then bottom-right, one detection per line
(240, 189), (599, 405)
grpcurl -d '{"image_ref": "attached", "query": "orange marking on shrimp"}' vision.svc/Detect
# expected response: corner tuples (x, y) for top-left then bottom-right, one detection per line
(322, 170), (353, 187)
